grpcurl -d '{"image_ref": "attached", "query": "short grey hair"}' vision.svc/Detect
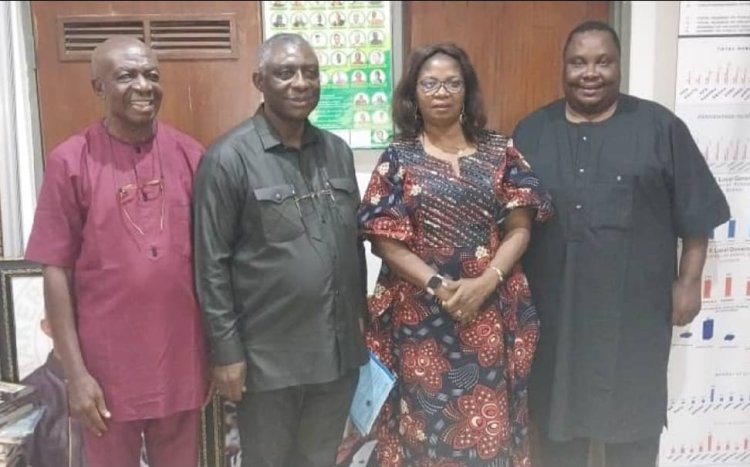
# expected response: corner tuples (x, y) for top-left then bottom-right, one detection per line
(257, 33), (313, 71)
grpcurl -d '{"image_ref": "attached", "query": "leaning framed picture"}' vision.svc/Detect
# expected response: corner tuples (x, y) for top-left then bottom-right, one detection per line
(201, 398), (241, 467)
(0, 259), (230, 466)
(0, 259), (46, 382)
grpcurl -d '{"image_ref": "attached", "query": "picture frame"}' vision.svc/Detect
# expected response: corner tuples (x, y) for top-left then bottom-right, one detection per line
(0, 258), (229, 467)
(201, 398), (241, 467)
(0, 259), (45, 382)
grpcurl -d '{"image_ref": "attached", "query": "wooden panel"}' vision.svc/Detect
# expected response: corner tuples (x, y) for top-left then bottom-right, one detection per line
(406, 1), (610, 134)
(31, 1), (262, 152)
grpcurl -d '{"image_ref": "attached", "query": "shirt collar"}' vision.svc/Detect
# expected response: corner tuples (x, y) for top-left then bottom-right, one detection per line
(254, 104), (319, 151)
(99, 119), (159, 147)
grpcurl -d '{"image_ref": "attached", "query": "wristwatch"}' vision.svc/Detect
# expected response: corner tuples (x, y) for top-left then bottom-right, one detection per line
(425, 274), (444, 296)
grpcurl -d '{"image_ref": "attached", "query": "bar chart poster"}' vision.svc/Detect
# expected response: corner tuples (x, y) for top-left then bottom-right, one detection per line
(661, 2), (750, 465)
(262, 1), (394, 149)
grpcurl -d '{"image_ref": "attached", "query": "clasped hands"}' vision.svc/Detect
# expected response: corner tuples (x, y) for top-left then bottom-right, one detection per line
(433, 273), (498, 325)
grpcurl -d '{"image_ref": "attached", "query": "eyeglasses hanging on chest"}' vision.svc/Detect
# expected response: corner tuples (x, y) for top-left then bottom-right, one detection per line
(292, 183), (336, 217)
(108, 133), (166, 237)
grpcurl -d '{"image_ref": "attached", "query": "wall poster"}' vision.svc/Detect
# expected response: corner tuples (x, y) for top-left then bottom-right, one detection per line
(263, 0), (394, 149)
(660, 2), (750, 466)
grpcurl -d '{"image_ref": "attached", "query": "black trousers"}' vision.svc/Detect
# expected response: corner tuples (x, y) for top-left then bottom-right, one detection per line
(537, 435), (660, 467)
(237, 371), (359, 467)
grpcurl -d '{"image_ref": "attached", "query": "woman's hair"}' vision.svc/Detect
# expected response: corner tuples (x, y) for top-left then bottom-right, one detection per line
(393, 43), (487, 142)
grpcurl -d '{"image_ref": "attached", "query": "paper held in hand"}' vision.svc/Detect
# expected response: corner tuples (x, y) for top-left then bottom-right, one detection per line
(349, 352), (396, 435)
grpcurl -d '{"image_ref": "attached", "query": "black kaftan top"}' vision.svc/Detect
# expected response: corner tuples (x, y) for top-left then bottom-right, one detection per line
(513, 94), (730, 442)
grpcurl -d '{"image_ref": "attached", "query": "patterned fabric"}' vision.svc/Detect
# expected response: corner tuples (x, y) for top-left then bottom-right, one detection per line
(358, 131), (552, 467)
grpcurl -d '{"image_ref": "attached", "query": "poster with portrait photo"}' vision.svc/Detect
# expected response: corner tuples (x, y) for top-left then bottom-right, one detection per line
(353, 92), (370, 106)
(311, 32), (327, 48)
(290, 12), (307, 28)
(349, 30), (365, 48)
(369, 69), (386, 85)
(372, 128), (392, 144)
(310, 11), (326, 27)
(331, 51), (347, 66)
(351, 70), (367, 85)
(262, 2), (395, 149)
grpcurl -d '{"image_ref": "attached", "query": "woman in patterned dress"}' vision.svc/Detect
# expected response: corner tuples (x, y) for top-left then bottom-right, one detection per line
(358, 43), (552, 466)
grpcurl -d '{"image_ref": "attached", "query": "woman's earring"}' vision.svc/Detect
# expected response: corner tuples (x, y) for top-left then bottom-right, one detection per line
(459, 106), (466, 125)
(414, 107), (421, 124)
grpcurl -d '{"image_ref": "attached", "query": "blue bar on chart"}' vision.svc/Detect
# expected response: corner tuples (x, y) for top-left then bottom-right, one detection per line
(728, 218), (736, 239)
(702, 319), (714, 340)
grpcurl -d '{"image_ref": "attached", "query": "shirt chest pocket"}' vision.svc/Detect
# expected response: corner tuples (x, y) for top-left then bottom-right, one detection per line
(169, 203), (192, 259)
(589, 174), (636, 230)
(328, 177), (359, 228)
(253, 184), (305, 243)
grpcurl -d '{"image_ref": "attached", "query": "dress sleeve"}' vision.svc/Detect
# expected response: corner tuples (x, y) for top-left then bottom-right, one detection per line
(25, 148), (84, 268)
(357, 145), (415, 243)
(494, 139), (554, 224)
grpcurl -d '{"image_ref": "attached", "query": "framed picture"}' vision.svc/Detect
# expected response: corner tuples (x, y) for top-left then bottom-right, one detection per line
(0, 259), (230, 467)
(0, 259), (46, 382)
(201, 398), (241, 467)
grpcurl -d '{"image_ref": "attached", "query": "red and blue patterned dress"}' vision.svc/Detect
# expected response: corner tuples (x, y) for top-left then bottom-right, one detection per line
(358, 131), (552, 466)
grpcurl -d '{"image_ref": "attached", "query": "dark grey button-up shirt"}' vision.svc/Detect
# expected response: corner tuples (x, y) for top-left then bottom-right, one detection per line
(193, 112), (368, 391)
(514, 94), (730, 442)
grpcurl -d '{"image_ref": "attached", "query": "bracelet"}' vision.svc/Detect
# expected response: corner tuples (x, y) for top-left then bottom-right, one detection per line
(489, 266), (506, 285)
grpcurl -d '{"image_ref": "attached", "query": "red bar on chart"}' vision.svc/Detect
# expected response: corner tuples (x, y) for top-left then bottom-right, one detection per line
(725, 275), (732, 297)
(704, 277), (712, 299)
(746, 278), (750, 297)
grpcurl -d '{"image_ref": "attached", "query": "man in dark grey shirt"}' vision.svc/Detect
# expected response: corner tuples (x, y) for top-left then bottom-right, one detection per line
(193, 33), (367, 467)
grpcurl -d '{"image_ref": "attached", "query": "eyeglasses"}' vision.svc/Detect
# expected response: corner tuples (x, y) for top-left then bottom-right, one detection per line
(292, 186), (336, 218)
(418, 78), (465, 94)
(117, 178), (165, 236)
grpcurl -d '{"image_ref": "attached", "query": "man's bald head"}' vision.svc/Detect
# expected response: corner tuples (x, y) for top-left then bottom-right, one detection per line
(90, 36), (163, 143)
(91, 36), (156, 81)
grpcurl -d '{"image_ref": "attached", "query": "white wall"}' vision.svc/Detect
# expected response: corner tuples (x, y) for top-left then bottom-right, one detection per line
(627, 1), (681, 109)
(0, 1), (42, 258)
